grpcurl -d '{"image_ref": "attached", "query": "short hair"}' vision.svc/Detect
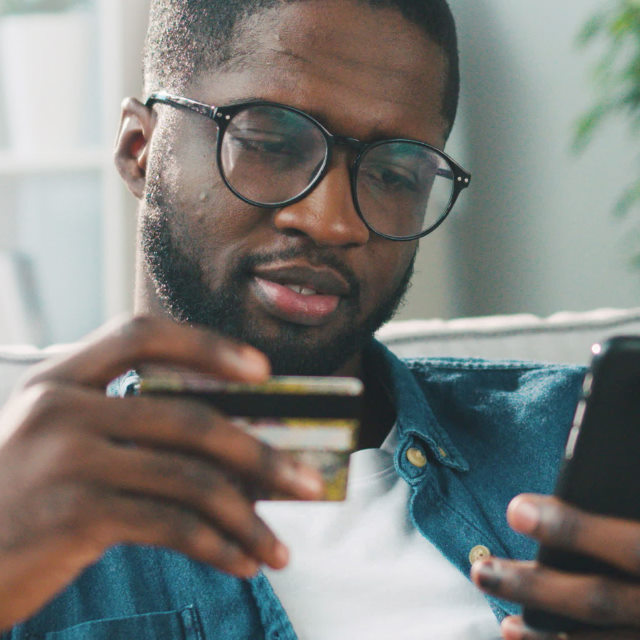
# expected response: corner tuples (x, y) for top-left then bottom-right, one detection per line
(143, 0), (460, 135)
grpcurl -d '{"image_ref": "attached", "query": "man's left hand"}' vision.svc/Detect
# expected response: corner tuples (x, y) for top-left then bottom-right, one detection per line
(470, 493), (640, 639)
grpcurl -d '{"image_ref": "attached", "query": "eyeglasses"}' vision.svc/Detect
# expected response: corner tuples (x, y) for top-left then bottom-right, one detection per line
(145, 91), (471, 241)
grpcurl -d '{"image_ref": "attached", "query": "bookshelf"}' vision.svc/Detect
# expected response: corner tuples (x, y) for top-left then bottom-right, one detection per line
(0, 0), (149, 345)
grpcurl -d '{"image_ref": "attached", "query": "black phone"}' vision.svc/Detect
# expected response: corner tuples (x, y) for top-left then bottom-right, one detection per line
(522, 335), (640, 632)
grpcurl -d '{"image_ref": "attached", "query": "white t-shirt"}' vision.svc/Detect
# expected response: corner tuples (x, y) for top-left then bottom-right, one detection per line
(257, 427), (501, 639)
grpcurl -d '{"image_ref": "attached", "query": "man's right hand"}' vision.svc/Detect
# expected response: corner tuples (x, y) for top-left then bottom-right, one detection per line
(0, 315), (324, 631)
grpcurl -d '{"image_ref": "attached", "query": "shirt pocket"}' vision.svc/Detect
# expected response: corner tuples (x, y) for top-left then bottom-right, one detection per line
(44, 605), (203, 640)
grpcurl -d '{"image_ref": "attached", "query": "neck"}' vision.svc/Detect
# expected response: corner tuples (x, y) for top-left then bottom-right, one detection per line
(134, 250), (166, 315)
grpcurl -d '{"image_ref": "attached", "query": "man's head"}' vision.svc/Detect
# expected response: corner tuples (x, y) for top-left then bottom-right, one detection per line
(116, 0), (460, 377)
(143, 0), (459, 139)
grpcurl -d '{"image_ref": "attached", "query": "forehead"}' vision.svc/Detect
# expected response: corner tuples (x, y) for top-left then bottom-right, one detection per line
(190, 0), (449, 147)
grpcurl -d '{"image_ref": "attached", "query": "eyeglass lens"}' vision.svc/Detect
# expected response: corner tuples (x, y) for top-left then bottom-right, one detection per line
(219, 104), (455, 239)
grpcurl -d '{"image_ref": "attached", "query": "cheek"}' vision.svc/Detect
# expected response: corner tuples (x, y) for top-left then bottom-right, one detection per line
(173, 191), (255, 264)
(163, 123), (258, 244)
(360, 242), (415, 304)
(161, 115), (221, 207)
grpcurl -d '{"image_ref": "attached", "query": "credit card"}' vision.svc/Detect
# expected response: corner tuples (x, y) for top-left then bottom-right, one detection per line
(139, 372), (363, 500)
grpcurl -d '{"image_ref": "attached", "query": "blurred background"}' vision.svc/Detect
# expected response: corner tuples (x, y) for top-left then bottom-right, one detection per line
(0, 0), (639, 346)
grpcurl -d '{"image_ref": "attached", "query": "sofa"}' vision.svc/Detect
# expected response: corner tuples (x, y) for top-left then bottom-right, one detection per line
(2, 307), (640, 408)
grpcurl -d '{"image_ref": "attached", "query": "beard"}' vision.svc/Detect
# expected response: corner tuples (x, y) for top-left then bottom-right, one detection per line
(140, 191), (415, 376)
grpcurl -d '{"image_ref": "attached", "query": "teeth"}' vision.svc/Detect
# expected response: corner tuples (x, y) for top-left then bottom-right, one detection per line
(285, 284), (317, 296)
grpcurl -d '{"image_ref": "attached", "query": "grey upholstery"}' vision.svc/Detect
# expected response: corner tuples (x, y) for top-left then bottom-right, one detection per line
(376, 307), (640, 364)
(3, 307), (640, 408)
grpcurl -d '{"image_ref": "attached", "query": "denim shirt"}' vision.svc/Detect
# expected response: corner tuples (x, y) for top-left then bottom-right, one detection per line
(4, 340), (585, 639)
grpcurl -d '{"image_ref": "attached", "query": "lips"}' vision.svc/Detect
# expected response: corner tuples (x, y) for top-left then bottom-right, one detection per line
(250, 263), (351, 325)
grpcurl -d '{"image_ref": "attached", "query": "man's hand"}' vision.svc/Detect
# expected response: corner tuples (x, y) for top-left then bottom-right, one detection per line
(0, 315), (324, 630)
(470, 494), (640, 639)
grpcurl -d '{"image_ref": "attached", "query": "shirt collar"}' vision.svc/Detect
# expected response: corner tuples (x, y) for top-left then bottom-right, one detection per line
(367, 339), (469, 472)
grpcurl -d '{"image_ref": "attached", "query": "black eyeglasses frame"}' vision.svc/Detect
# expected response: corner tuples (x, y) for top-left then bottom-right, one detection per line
(145, 91), (471, 241)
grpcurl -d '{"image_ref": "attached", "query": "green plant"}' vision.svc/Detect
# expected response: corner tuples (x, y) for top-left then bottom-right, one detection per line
(576, 0), (640, 257)
(0, 0), (87, 15)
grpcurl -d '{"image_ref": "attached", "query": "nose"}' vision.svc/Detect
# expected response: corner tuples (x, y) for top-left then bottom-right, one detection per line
(272, 159), (370, 247)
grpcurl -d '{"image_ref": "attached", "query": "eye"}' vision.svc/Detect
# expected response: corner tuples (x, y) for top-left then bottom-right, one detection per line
(360, 162), (420, 192)
(230, 133), (293, 155)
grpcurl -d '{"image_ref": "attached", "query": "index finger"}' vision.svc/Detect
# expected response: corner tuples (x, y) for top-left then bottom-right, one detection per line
(507, 494), (640, 578)
(24, 315), (270, 390)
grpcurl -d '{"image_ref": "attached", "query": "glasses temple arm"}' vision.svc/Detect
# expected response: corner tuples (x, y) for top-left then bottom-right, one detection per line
(145, 92), (217, 120)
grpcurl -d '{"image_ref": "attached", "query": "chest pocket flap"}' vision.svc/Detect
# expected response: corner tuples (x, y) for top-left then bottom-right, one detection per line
(44, 605), (202, 640)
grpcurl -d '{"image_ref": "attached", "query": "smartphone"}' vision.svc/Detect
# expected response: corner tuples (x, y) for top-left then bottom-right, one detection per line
(138, 370), (363, 501)
(523, 335), (640, 632)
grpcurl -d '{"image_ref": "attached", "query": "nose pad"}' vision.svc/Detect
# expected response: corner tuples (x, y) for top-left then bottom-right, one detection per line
(273, 164), (370, 247)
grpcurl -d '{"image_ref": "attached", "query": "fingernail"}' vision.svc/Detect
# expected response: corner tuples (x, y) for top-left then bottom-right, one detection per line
(502, 616), (568, 640)
(282, 464), (324, 497)
(273, 542), (290, 567)
(296, 467), (325, 497)
(473, 559), (501, 590)
(228, 346), (269, 376)
(500, 616), (524, 639)
(512, 499), (540, 533)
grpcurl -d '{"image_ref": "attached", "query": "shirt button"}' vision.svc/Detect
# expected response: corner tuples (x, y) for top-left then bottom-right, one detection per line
(406, 447), (427, 468)
(468, 544), (491, 564)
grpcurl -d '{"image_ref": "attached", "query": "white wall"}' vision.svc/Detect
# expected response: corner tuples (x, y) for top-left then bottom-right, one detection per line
(4, 0), (638, 341)
(398, 0), (640, 321)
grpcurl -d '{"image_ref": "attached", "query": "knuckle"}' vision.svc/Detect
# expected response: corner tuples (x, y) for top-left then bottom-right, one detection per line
(167, 508), (202, 547)
(508, 562), (540, 600)
(22, 382), (68, 427)
(193, 529), (245, 570)
(46, 434), (93, 479)
(203, 476), (256, 522)
(15, 365), (48, 392)
(88, 494), (137, 542)
(585, 577), (619, 624)
(189, 525), (224, 559)
(140, 499), (201, 546)
(256, 441), (281, 479)
(244, 516), (273, 552)
(543, 502), (581, 546)
(179, 457), (220, 492)
(179, 399), (216, 436)
(116, 315), (158, 358)
(42, 483), (93, 533)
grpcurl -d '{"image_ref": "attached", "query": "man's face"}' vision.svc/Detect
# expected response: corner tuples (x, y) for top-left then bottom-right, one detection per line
(138, 0), (449, 376)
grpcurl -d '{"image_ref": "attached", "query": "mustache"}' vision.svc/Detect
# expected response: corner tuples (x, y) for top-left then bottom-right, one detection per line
(237, 247), (361, 299)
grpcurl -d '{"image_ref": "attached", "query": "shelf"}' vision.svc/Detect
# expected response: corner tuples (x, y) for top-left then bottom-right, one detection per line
(0, 148), (108, 175)
(0, 0), (148, 344)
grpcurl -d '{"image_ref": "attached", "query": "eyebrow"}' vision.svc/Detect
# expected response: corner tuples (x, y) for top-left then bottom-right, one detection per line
(211, 96), (436, 147)
(222, 96), (264, 107)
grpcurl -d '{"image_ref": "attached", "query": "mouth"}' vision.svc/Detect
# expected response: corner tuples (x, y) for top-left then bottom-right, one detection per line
(250, 263), (352, 326)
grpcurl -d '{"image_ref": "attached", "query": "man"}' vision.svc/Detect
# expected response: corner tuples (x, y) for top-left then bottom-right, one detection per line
(0, 0), (639, 638)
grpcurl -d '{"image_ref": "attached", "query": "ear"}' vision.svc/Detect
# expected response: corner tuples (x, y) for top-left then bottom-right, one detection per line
(114, 97), (157, 199)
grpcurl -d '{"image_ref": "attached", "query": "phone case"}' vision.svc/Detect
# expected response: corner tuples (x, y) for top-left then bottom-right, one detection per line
(523, 335), (640, 632)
